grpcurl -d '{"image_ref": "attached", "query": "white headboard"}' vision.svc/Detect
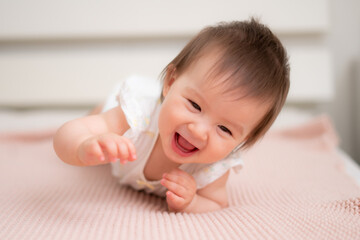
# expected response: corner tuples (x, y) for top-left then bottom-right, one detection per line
(0, 0), (332, 106)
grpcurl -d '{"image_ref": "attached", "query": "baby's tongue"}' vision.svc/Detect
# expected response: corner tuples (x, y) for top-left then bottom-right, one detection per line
(177, 134), (196, 152)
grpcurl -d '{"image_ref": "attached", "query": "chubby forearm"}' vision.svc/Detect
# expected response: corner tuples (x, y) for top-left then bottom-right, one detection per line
(53, 115), (109, 166)
(180, 193), (228, 213)
(167, 192), (229, 213)
(54, 107), (132, 166)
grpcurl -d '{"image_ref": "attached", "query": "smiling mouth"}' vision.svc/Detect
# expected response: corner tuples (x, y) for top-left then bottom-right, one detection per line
(172, 132), (198, 156)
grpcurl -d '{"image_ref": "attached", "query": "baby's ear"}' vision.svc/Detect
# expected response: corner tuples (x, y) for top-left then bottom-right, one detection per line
(162, 78), (174, 98)
(162, 65), (176, 97)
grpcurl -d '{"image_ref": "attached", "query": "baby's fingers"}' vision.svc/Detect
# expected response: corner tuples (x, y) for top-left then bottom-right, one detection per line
(161, 178), (187, 198)
(117, 138), (137, 162)
(125, 139), (137, 161)
(163, 169), (196, 190)
(98, 137), (119, 162)
(116, 142), (130, 164)
(166, 191), (186, 211)
(79, 139), (105, 164)
(90, 141), (105, 162)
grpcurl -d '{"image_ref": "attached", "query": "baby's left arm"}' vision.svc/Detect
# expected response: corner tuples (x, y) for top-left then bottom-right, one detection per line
(161, 169), (230, 213)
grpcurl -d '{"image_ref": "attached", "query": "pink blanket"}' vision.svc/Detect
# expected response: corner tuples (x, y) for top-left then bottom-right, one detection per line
(0, 116), (359, 239)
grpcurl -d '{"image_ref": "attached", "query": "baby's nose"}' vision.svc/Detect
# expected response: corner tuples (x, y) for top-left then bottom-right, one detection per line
(188, 122), (208, 142)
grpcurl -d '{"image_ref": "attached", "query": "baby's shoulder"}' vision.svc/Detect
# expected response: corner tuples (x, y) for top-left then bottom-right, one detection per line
(102, 75), (160, 112)
(118, 75), (161, 99)
(116, 75), (161, 130)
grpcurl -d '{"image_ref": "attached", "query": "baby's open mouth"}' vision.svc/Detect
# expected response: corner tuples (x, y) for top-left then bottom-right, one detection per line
(175, 132), (198, 153)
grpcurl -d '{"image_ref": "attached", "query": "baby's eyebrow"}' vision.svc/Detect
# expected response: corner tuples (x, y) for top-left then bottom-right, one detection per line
(185, 87), (210, 108)
(186, 87), (205, 100)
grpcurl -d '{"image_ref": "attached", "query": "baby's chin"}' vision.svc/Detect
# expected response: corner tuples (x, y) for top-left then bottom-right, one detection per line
(163, 149), (196, 165)
(165, 152), (221, 165)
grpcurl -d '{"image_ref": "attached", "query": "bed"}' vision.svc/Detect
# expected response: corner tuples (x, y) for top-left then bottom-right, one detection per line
(1, 0), (360, 239)
(0, 108), (359, 239)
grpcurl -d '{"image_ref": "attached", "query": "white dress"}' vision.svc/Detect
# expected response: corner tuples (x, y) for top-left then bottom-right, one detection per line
(102, 75), (243, 197)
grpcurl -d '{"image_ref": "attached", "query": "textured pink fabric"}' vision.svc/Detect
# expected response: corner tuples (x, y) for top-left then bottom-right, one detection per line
(0, 116), (359, 240)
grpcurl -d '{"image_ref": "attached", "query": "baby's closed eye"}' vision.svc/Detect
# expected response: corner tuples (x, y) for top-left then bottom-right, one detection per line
(218, 125), (232, 136)
(188, 99), (201, 111)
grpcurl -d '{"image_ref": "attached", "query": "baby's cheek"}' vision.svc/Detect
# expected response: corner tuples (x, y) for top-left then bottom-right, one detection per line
(210, 141), (235, 160)
(168, 107), (189, 124)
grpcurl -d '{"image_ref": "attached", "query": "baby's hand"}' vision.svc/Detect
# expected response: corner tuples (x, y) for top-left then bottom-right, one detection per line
(161, 168), (197, 212)
(78, 133), (136, 165)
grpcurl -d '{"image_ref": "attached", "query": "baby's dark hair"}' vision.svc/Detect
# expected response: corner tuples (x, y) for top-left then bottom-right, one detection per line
(160, 18), (290, 149)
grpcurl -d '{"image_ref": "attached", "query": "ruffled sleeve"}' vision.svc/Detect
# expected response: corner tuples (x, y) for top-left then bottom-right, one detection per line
(102, 75), (161, 130)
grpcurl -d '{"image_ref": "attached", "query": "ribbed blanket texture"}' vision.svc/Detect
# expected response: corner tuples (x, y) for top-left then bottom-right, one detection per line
(0, 116), (359, 239)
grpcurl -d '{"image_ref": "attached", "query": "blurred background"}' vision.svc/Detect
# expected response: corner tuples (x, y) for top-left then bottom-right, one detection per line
(0, 0), (359, 164)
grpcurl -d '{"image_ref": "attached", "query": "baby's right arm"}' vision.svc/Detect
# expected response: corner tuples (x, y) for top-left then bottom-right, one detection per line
(53, 106), (136, 166)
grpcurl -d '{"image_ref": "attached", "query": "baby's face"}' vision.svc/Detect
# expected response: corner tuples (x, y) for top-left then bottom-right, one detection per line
(158, 53), (269, 165)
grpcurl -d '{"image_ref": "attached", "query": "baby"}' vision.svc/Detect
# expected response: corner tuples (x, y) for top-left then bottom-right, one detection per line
(53, 18), (290, 213)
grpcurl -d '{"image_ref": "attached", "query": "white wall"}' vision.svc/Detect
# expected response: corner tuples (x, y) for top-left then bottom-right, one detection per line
(1, 0), (359, 163)
(325, 0), (360, 162)
(0, 0), (332, 106)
